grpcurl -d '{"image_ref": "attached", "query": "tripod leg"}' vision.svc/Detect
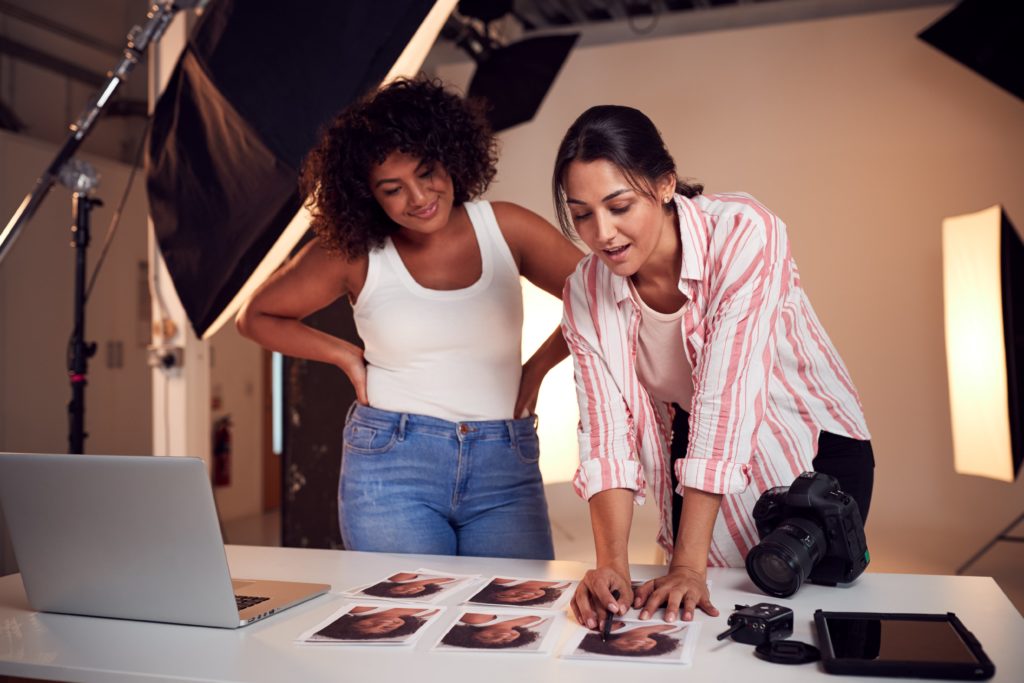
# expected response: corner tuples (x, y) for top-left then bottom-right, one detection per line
(957, 511), (1024, 575)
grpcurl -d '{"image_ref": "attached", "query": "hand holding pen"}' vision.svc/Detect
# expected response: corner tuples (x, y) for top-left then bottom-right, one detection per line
(601, 590), (621, 641)
(570, 566), (631, 634)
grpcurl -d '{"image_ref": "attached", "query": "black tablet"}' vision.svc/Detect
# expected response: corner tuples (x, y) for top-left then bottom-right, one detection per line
(814, 610), (995, 680)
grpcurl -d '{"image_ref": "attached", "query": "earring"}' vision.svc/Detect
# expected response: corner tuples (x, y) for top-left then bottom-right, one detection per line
(664, 196), (672, 204)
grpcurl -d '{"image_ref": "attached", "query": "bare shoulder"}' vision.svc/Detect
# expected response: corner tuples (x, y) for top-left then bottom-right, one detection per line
(244, 238), (368, 319)
(489, 201), (582, 295)
(293, 239), (369, 297)
(490, 201), (553, 238)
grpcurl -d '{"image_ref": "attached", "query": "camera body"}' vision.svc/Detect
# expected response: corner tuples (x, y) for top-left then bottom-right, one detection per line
(745, 472), (869, 598)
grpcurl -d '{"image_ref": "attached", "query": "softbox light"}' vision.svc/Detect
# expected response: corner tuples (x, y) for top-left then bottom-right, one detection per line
(918, 0), (1024, 102)
(146, 0), (451, 338)
(467, 33), (578, 133)
(942, 205), (1024, 482)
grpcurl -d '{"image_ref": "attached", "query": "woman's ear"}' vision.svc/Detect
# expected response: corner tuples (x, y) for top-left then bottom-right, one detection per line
(658, 173), (678, 204)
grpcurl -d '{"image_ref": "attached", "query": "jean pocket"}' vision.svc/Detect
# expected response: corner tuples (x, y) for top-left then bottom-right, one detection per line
(514, 430), (541, 465)
(343, 420), (398, 455)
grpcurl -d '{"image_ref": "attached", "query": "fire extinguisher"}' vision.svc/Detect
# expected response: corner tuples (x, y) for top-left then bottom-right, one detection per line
(212, 415), (232, 487)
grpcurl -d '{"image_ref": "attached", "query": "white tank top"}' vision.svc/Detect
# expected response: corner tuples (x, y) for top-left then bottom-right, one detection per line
(353, 201), (523, 422)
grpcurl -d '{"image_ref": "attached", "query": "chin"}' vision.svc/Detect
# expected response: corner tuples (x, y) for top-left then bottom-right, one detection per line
(600, 257), (640, 278)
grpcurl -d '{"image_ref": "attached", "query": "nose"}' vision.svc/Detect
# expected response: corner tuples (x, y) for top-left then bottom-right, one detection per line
(592, 210), (616, 244)
(408, 178), (430, 206)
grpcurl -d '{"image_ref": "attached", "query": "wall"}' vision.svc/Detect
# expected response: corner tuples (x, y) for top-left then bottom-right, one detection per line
(0, 130), (152, 456)
(209, 324), (265, 523)
(439, 4), (1024, 574)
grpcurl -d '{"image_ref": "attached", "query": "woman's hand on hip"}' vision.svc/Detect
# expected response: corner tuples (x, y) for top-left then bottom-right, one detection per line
(514, 360), (545, 418)
(336, 343), (368, 405)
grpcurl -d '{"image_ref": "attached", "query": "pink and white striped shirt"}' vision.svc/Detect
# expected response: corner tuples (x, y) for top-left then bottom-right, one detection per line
(561, 192), (870, 567)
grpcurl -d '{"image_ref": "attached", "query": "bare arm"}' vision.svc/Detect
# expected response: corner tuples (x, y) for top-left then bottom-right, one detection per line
(235, 240), (369, 403)
(635, 488), (721, 622)
(492, 202), (583, 417)
(571, 488), (634, 630)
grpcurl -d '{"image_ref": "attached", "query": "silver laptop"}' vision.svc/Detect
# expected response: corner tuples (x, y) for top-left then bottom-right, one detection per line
(0, 452), (330, 628)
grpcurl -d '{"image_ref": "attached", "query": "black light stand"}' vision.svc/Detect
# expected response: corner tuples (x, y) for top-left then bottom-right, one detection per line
(0, 1), (200, 452)
(62, 162), (102, 454)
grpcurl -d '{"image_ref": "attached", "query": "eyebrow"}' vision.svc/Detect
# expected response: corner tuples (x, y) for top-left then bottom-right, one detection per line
(373, 161), (432, 188)
(565, 188), (632, 205)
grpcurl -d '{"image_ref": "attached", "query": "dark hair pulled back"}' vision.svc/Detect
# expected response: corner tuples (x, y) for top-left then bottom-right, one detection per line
(551, 105), (702, 237)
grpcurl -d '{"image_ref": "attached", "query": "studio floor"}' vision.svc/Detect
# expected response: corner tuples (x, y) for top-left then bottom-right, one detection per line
(221, 482), (1024, 618)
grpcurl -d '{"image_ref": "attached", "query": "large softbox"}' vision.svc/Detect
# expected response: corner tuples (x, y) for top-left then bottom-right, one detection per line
(147, 0), (444, 338)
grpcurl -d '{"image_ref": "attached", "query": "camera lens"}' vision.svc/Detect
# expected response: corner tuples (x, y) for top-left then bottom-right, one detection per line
(746, 518), (826, 598)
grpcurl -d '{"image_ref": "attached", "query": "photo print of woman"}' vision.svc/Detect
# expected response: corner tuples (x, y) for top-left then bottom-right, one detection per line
(467, 577), (575, 610)
(346, 569), (478, 603)
(435, 610), (559, 653)
(563, 620), (700, 664)
(299, 603), (443, 645)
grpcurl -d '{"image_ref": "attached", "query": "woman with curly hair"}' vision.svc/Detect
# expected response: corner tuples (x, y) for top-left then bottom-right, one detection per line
(469, 578), (570, 607)
(359, 572), (454, 599)
(237, 77), (582, 559)
(576, 623), (681, 657)
(309, 606), (438, 641)
(440, 614), (545, 649)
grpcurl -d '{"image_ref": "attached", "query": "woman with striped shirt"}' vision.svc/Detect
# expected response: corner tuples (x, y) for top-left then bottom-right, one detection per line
(552, 106), (874, 632)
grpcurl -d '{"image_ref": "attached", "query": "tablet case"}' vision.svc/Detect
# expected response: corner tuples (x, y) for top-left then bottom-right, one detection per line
(814, 610), (995, 680)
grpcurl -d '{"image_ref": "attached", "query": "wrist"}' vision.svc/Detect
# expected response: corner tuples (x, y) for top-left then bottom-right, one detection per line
(596, 556), (631, 578)
(667, 564), (707, 581)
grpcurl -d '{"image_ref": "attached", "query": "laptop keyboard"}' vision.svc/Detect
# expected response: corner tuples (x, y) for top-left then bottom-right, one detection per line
(236, 594), (270, 611)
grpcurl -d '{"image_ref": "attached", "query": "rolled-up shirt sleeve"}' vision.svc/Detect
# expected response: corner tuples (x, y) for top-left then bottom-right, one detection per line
(678, 201), (787, 496)
(562, 269), (648, 504)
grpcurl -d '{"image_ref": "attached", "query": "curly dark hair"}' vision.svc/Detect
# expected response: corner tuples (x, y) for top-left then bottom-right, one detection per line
(577, 630), (680, 657)
(300, 76), (498, 259)
(312, 613), (423, 641)
(441, 624), (540, 650)
(360, 581), (444, 599)
(469, 582), (562, 607)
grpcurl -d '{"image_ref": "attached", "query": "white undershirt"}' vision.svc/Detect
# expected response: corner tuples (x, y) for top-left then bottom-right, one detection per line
(627, 278), (694, 410)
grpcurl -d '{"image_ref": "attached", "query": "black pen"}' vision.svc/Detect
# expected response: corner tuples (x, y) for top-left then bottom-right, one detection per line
(601, 590), (621, 641)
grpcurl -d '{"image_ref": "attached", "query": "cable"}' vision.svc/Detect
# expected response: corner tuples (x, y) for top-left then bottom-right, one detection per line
(84, 116), (151, 302)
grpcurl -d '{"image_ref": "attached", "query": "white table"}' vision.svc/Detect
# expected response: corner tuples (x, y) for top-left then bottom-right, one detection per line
(0, 545), (1021, 682)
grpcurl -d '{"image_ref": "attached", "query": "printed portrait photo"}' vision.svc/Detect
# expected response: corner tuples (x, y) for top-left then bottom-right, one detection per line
(562, 620), (701, 664)
(434, 609), (560, 653)
(467, 577), (576, 610)
(298, 602), (444, 645)
(344, 569), (478, 603)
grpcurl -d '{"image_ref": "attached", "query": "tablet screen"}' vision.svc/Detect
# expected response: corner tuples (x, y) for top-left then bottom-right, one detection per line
(823, 615), (978, 664)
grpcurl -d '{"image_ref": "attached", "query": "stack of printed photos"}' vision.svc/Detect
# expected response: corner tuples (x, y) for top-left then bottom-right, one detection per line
(296, 568), (702, 664)
(295, 569), (578, 655)
(433, 575), (576, 654)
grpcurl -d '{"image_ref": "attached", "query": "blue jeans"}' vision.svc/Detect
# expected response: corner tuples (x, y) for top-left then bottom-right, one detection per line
(338, 403), (555, 560)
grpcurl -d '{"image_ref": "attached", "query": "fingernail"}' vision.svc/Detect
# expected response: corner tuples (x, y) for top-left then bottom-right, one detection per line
(587, 618), (596, 629)
(684, 611), (693, 621)
(639, 610), (649, 620)
(607, 602), (618, 613)
(666, 612), (676, 622)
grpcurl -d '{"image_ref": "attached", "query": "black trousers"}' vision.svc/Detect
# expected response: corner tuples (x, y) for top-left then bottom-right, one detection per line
(669, 407), (875, 541)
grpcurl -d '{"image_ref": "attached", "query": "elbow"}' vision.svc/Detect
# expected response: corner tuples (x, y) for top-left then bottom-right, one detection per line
(234, 301), (256, 339)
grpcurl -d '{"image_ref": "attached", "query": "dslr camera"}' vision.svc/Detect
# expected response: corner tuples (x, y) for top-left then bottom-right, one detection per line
(745, 472), (869, 598)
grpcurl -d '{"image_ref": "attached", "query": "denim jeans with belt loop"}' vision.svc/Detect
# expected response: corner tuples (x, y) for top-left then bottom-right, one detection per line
(338, 402), (555, 559)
